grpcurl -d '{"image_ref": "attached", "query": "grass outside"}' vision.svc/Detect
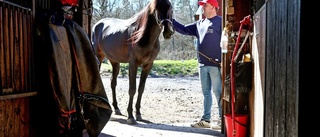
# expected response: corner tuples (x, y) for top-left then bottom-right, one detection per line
(100, 59), (199, 77)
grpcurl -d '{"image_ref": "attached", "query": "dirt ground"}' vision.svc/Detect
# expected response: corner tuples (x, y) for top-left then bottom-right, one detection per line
(88, 76), (225, 137)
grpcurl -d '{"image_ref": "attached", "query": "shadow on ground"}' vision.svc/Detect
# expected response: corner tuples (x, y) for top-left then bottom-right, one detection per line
(87, 114), (225, 137)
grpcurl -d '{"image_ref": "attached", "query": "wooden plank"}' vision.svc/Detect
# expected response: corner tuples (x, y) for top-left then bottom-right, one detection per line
(26, 10), (32, 92)
(9, 4), (14, 93)
(0, 98), (32, 137)
(264, 0), (300, 136)
(0, 91), (37, 100)
(264, 0), (276, 136)
(22, 9), (28, 91)
(0, 100), (3, 137)
(13, 6), (22, 93)
(4, 99), (12, 137)
(19, 8), (25, 92)
(13, 97), (18, 136)
(285, 1), (299, 136)
(3, 4), (9, 94)
(0, 5), (3, 94)
(20, 97), (30, 136)
(275, 1), (288, 136)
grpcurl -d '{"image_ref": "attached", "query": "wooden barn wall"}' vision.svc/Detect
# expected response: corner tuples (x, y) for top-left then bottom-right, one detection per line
(0, 1), (35, 137)
(265, 0), (300, 136)
(0, 0), (91, 136)
(73, 0), (92, 35)
(35, 0), (92, 34)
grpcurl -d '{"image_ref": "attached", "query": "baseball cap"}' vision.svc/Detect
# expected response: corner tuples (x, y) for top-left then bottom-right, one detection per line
(198, 0), (219, 9)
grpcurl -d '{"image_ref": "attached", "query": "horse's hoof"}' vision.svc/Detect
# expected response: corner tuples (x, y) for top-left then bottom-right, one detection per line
(136, 114), (143, 121)
(114, 109), (122, 115)
(127, 118), (137, 124)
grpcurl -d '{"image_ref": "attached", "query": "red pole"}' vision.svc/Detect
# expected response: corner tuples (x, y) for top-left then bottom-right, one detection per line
(230, 15), (250, 136)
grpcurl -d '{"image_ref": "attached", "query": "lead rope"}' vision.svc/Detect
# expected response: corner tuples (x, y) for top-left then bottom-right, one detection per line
(197, 51), (221, 66)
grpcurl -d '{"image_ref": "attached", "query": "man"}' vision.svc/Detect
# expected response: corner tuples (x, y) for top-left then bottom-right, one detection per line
(172, 0), (222, 128)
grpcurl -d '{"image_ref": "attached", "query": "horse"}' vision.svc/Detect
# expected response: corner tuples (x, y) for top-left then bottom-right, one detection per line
(91, 0), (174, 124)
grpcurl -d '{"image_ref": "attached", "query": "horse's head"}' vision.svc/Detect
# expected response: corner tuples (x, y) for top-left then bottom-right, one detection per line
(154, 0), (175, 39)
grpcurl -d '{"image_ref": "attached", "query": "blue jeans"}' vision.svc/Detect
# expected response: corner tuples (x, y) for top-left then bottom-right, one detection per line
(199, 66), (222, 122)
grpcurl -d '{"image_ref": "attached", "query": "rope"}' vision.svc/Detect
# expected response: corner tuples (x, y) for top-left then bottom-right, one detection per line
(197, 51), (221, 66)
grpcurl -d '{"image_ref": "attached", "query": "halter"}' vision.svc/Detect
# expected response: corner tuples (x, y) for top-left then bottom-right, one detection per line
(160, 18), (175, 34)
(160, 19), (173, 25)
(153, 11), (175, 35)
(154, 12), (173, 29)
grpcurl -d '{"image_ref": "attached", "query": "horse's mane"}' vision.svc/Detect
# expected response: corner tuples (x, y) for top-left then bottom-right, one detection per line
(128, 0), (157, 45)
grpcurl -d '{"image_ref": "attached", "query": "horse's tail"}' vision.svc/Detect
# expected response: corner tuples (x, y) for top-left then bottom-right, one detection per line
(91, 23), (97, 48)
(91, 28), (95, 46)
(90, 23), (101, 67)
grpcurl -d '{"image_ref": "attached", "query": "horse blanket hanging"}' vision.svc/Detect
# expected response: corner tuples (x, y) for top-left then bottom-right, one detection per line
(33, 12), (112, 137)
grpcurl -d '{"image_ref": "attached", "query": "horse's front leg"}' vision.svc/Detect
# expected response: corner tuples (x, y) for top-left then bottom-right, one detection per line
(127, 63), (138, 124)
(110, 62), (122, 115)
(135, 63), (153, 121)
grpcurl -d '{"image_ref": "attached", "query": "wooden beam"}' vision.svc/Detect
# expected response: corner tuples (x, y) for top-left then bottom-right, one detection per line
(0, 91), (37, 100)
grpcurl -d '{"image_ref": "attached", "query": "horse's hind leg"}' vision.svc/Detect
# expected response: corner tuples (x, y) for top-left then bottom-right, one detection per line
(110, 61), (122, 115)
(135, 64), (152, 121)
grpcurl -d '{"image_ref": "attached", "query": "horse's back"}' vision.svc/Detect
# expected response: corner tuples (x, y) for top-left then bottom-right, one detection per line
(92, 18), (135, 63)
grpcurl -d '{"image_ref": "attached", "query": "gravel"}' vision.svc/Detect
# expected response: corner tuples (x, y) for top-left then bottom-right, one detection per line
(91, 76), (224, 137)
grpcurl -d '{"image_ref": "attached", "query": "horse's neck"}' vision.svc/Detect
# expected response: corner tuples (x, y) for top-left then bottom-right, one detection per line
(142, 15), (162, 43)
(131, 13), (162, 47)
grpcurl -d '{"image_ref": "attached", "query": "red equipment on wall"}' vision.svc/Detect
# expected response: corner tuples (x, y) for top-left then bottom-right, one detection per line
(224, 15), (251, 137)
(60, 0), (78, 6)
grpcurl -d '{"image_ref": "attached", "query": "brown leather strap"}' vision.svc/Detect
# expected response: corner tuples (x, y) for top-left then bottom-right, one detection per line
(197, 51), (221, 65)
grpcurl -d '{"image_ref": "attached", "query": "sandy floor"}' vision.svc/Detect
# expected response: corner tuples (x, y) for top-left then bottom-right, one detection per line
(88, 76), (224, 137)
